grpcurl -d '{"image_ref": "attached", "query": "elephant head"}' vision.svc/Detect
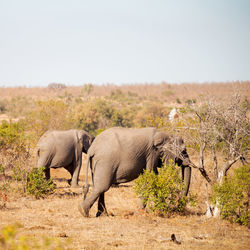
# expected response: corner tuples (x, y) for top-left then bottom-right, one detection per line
(153, 132), (191, 196)
(77, 130), (95, 154)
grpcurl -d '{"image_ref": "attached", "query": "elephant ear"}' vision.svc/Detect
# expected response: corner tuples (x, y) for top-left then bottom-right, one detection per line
(78, 131), (94, 154)
(153, 132), (169, 148)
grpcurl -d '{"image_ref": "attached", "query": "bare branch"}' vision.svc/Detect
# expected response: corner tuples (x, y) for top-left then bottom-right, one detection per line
(195, 111), (202, 122)
(223, 155), (243, 176)
(199, 142), (206, 169)
(186, 159), (212, 184)
(212, 146), (218, 179)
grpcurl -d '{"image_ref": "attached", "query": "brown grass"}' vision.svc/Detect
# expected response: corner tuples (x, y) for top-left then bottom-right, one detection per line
(0, 82), (249, 249)
(1, 167), (249, 250)
(0, 81), (249, 101)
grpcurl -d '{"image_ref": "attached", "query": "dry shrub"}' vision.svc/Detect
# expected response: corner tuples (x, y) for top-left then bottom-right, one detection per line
(25, 99), (73, 141)
(0, 120), (31, 173)
(134, 102), (169, 128)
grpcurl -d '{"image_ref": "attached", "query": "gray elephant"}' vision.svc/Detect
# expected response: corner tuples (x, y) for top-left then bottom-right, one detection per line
(37, 129), (94, 187)
(78, 127), (191, 217)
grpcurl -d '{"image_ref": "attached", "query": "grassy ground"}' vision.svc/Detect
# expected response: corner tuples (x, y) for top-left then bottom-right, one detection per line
(0, 82), (249, 249)
(0, 168), (249, 250)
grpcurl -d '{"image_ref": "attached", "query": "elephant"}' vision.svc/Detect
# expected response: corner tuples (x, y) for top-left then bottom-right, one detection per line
(37, 129), (94, 187)
(78, 127), (191, 217)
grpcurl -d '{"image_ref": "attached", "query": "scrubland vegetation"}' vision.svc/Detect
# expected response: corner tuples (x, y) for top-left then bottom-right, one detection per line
(0, 81), (249, 249)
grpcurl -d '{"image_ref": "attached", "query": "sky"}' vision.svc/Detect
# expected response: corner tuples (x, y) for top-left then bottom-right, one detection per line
(0, 0), (249, 87)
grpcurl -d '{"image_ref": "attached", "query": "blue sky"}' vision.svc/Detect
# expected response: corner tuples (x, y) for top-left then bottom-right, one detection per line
(0, 0), (249, 87)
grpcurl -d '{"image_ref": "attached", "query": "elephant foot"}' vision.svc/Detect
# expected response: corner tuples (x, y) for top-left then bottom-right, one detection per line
(96, 210), (108, 217)
(78, 203), (89, 217)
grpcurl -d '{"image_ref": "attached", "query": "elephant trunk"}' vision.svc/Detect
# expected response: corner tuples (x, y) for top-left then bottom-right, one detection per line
(181, 165), (191, 196)
(161, 148), (192, 196)
(180, 149), (192, 196)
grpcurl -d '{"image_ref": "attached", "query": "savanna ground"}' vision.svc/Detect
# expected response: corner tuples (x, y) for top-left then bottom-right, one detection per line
(0, 82), (249, 249)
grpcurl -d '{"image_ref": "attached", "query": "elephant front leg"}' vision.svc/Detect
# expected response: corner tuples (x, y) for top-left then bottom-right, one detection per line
(96, 193), (108, 217)
(44, 168), (50, 180)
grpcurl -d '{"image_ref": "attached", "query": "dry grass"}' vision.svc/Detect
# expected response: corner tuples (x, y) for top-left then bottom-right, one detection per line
(1, 167), (249, 250)
(0, 82), (249, 249)
(0, 81), (249, 102)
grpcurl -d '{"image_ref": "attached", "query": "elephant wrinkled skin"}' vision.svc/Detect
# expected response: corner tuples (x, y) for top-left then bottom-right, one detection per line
(37, 129), (94, 187)
(79, 127), (191, 217)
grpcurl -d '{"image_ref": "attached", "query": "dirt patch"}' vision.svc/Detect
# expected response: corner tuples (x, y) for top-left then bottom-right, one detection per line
(0, 169), (249, 249)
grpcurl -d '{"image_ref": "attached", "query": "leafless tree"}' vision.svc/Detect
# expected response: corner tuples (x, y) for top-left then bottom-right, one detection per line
(48, 83), (66, 90)
(181, 93), (249, 217)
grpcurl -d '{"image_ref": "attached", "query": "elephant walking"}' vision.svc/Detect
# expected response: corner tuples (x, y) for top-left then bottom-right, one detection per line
(37, 129), (94, 187)
(78, 127), (191, 217)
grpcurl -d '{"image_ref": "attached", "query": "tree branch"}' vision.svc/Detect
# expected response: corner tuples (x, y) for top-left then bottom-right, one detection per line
(186, 160), (212, 184)
(212, 146), (218, 180)
(223, 155), (242, 176)
(199, 141), (206, 169)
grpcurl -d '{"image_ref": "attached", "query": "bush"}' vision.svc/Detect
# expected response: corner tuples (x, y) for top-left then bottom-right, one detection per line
(185, 99), (196, 105)
(0, 164), (5, 175)
(134, 103), (168, 128)
(0, 223), (70, 249)
(212, 165), (250, 226)
(134, 161), (196, 215)
(48, 82), (66, 90)
(83, 83), (94, 95)
(0, 121), (31, 174)
(72, 101), (100, 134)
(0, 100), (7, 113)
(12, 166), (27, 182)
(72, 98), (136, 135)
(0, 120), (26, 147)
(26, 167), (55, 199)
(25, 100), (72, 140)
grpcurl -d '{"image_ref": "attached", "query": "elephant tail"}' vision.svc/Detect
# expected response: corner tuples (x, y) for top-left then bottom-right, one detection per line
(83, 154), (91, 200)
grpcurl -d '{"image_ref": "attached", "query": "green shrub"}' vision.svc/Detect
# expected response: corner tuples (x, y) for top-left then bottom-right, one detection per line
(5, 96), (33, 118)
(0, 121), (31, 174)
(134, 103), (168, 128)
(0, 164), (5, 175)
(212, 165), (250, 226)
(162, 90), (174, 97)
(83, 83), (94, 95)
(12, 166), (27, 182)
(0, 223), (70, 249)
(176, 98), (181, 104)
(26, 167), (55, 198)
(72, 101), (100, 134)
(0, 100), (7, 113)
(0, 120), (26, 147)
(72, 98), (136, 134)
(185, 99), (196, 105)
(25, 99), (72, 140)
(134, 161), (196, 215)
(0, 182), (10, 192)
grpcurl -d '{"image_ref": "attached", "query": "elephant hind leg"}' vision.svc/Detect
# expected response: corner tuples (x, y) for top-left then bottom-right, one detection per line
(65, 164), (73, 186)
(79, 181), (111, 217)
(96, 193), (108, 217)
(37, 152), (52, 180)
(79, 189), (101, 217)
(79, 161), (113, 217)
